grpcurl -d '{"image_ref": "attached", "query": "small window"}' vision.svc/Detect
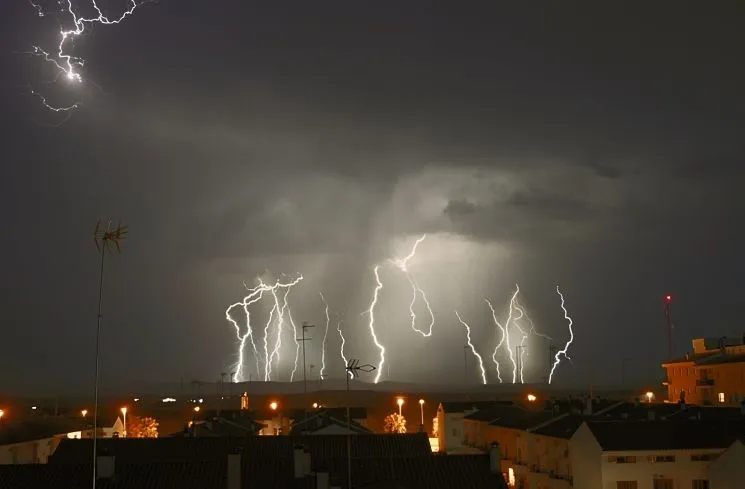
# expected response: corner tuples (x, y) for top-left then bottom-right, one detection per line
(692, 480), (710, 489)
(691, 454), (718, 462)
(649, 455), (675, 463)
(607, 456), (636, 463)
(617, 482), (638, 489)
(718, 392), (725, 403)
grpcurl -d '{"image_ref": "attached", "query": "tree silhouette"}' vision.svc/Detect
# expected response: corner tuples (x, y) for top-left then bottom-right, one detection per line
(126, 415), (159, 438)
(383, 413), (407, 434)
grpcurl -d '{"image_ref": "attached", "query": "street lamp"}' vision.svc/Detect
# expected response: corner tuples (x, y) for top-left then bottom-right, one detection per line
(81, 409), (88, 417)
(418, 399), (425, 426)
(645, 391), (654, 403)
(120, 407), (127, 438)
(269, 401), (278, 411)
(397, 397), (404, 416)
(0, 409), (4, 426)
(527, 394), (537, 402)
(345, 359), (376, 489)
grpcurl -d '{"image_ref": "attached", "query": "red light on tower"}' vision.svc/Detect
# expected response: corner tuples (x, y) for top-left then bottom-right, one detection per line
(664, 295), (672, 302)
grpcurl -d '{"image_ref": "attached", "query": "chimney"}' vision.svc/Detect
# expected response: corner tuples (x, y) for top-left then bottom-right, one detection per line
(584, 397), (593, 416)
(488, 442), (502, 474)
(227, 453), (240, 489)
(293, 444), (311, 479)
(96, 454), (115, 479)
(316, 472), (330, 489)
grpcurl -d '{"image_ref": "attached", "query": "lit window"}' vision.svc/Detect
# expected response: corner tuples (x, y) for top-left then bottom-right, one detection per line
(718, 392), (725, 403)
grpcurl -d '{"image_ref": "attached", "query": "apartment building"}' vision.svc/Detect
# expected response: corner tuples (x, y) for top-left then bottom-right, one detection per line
(437, 401), (511, 453)
(708, 439), (745, 489)
(662, 336), (745, 405)
(569, 419), (745, 489)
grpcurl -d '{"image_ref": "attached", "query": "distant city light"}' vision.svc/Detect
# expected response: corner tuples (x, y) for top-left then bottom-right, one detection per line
(664, 295), (672, 302)
(193, 406), (200, 412)
(0, 409), (5, 419)
(312, 402), (318, 409)
(133, 398), (140, 402)
(198, 398), (204, 404)
(418, 399), (424, 405)
(162, 398), (176, 403)
(81, 409), (88, 417)
(31, 406), (37, 410)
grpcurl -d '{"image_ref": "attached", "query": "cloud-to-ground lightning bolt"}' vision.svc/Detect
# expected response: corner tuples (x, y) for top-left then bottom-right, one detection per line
(485, 299), (506, 383)
(501, 287), (520, 383)
(28, 0), (148, 111)
(226, 284), (267, 383)
(267, 283), (296, 381)
(389, 235), (435, 337)
(319, 292), (330, 380)
(548, 286), (575, 384)
(337, 315), (353, 379)
(288, 310), (301, 382)
(364, 265), (386, 383)
(455, 311), (487, 384)
(226, 274), (302, 382)
(510, 296), (528, 384)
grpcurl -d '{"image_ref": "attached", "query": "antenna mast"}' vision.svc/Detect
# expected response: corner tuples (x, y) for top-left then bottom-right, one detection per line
(664, 294), (673, 360)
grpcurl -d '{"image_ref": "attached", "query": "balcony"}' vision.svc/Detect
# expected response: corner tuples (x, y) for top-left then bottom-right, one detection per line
(696, 378), (715, 387)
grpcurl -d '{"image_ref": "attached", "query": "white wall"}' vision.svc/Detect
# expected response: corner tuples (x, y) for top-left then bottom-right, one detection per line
(600, 449), (721, 489)
(568, 424), (603, 489)
(0, 437), (61, 465)
(709, 440), (745, 489)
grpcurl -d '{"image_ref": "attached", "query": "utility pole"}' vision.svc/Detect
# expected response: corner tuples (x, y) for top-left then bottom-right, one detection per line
(299, 321), (314, 423)
(345, 359), (376, 489)
(91, 220), (127, 489)
(664, 295), (673, 360)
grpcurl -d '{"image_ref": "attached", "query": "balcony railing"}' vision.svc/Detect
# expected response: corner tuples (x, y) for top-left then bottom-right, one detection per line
(696, 378), (714, 386)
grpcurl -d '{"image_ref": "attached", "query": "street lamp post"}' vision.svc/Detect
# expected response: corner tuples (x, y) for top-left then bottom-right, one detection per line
(418, 399), (425, 427)
(299, 321), (315, 424)
(120, 407), (127, 438)
(345, 359), (376, 489)
(396, 397), (404, 416)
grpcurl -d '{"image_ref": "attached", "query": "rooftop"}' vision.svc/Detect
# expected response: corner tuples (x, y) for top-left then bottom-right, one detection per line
(585, 419), (745, 451)
(50, 434), (433, 464)
(0, 454), (507, 489)
(529, 414), (587, 439)
(440, 401), (512, 414)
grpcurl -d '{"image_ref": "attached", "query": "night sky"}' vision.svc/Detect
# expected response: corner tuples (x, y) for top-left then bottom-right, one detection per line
(1, 0), (743, 395)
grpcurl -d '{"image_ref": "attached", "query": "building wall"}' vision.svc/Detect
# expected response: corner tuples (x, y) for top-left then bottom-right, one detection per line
(709, 440), (745, 489)
(600, 448), (721, 489)
(664, 362), (698, 403)
(436, 406), (469, 453)
(700, 363), (745, 405)
(0, 437), (62, 465)
(568, 424), (603, 489)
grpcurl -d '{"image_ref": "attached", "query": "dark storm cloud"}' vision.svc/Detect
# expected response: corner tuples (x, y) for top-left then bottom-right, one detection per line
(1, 0), (745, 393)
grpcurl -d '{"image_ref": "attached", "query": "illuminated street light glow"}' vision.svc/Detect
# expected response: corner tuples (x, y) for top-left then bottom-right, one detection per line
(81, 409), (88, 417)
(645, 391), (654, 403)
(193, 406), (200, 412)
(396, 397), (404, 416)
(270, 401), (278, 411)
(527, 394), (537, 402)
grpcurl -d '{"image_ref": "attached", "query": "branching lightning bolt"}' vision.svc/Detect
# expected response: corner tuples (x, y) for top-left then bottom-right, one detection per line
(28, 0), (149, 111)
(365, 265), (386, 383)
(503, 287), (519, 383)
(485, 299), (506, 383)
(226, 274), (303, 383)
(389, 234), (435, 337)
(455, 311), (487, 385)
(510, 297), (528, 384)
(548, 285), (575, 384)
(288, 309), (301, 382)
(319, 292), (330, 380)
(337, 315), (353, 379)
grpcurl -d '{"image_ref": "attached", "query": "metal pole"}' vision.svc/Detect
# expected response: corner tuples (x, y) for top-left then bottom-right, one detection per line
(346, 366), (351, 489)
(91, 240), (106, 488)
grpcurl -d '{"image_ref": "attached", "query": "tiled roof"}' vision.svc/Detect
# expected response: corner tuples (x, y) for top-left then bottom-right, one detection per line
(697, 353), (745, 366)
(185, 417), (264, 437)
(593, 401), (684, 421)
(662, 351), (721, 365)
(586, 419), (745, 451)
(529, 414), (586, 439)
(666, 405), (745, 420)
(487, 408), (557, 431)
(290, 407), (368, 420)
(440, 401), (512, 414)
(289, 412), (372, 435)
(0, 418), (92, 445)
(463, 404), (518, 422)
(50, 434), (433, 464)
(0, 454), (507, 489)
